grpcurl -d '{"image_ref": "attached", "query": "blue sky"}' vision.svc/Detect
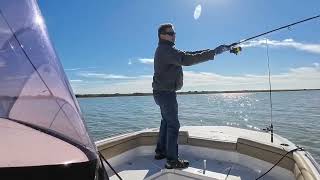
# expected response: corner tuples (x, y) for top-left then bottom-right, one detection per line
(38, 0), (320, 94)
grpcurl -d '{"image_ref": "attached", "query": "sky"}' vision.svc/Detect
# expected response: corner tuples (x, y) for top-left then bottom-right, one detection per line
(38, 0), (320, 94)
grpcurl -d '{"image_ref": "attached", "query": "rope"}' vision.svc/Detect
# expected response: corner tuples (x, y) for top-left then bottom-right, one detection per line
(98, 152), (123, 180)
(255, 147), (304, 180)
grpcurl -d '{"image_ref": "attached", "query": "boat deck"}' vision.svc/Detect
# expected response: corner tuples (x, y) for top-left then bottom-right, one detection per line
(100, 126), (296, 180)
(108, 148), (277, 180)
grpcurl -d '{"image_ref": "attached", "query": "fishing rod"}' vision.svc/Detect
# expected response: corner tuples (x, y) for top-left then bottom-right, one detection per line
(226, 14), (320, 143)
(228, 14), (320, 54)
(265, 39), (273, 143)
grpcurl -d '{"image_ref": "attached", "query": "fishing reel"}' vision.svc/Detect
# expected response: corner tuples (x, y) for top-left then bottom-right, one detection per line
(227, 43), (242, 55)
(230, 46), (242, 55)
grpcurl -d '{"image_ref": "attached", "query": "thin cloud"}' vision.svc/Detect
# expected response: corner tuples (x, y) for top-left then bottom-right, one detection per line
(138, 58), (154, 64)
(78, 72), (134, 79)
(70, 79), (83, 82)
(0, 27), (10, 34)
(0, 60), (6, 67)
(4, 75), (29, 81)
(71, 63), (320, 94)
(128, 59), (132, 65)
(240, 38), (320, 54)
(194, 4), (202, 20)
(65, 67), (97, 71)
(182, 63), (320, 91)
(65, 68), (82, 71)
(71, 74), (152, 94)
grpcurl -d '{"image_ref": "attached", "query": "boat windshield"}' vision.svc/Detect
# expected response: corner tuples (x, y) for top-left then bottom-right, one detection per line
(0, 1), (96, 156)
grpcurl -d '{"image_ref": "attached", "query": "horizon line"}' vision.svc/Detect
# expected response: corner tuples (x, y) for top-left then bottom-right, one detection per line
(75, 88), (320, 98)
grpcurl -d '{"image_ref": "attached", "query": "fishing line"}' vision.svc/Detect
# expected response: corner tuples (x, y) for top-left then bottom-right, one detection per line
(228, 14), (320, 179)
(228, 14), (320, 54)
(227, 14), (320, 141)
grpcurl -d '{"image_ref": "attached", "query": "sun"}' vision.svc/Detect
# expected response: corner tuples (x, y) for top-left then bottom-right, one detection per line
(194, 4), (202, 20)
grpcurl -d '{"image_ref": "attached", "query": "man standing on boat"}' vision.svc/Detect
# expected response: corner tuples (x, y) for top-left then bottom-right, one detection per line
(152, 23), (230, 169)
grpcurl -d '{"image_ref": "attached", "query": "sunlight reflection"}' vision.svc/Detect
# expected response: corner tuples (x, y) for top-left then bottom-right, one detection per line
(31, 1), (46, 33)
(206, 93), (260, 129)
(219, 93), (252, 100)
(34, 14), (44, 26)
(207, 93), (253, 103)
(63, 160), (75, 166)
(194, 4), (202, 20)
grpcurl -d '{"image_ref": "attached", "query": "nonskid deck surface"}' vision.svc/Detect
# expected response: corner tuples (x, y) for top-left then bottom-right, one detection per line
(99, 126), (297, 180)
(109, 153), (276, 180)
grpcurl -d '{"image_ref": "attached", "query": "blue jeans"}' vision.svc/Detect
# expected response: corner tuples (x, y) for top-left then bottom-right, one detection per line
(153, 90), (180, 161)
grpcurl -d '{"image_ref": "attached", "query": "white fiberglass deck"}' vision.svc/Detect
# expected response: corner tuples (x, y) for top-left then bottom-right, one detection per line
(101, 126), (297, 180)
(180, 126), (295, 147)
(107, 146), (294, 180)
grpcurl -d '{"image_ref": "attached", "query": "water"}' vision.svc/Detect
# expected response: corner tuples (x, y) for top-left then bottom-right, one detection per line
(79, 90), (320, 163)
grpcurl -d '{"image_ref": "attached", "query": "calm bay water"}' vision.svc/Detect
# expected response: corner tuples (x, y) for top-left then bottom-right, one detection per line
(78, 90), (320, 162)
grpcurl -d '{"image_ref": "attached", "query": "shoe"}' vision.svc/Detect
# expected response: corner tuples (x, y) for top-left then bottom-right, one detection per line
(165, 159), (189, 169)
(154, 153), (166, 160)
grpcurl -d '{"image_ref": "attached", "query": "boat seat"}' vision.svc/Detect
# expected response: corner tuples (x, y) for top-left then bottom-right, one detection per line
(98, 130), (239, 160)
(97, 131), (189, 159)
(187, 136), (236, 151)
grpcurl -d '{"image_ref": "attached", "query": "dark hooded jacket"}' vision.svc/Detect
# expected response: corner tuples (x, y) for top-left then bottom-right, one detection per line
(152, 40), (215, 91)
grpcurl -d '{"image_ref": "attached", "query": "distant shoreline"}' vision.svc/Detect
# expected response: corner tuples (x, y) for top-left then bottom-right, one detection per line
(75, 89), (320, 98)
